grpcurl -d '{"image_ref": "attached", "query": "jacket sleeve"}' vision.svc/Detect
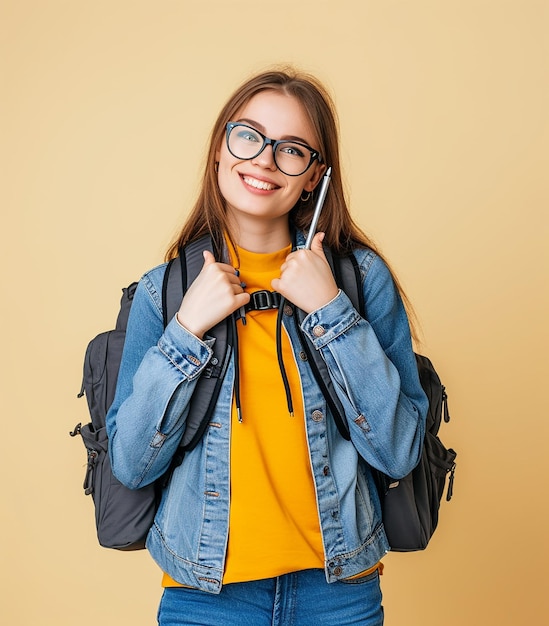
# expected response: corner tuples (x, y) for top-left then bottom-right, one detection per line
(300, 253), (428, 479)
(106, 269), (215, 489)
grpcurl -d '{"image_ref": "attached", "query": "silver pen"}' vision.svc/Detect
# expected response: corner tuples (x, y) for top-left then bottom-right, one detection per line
(304, 166), (332, 250)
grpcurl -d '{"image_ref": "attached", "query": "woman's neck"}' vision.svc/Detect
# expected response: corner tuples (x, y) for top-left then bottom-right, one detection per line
(229, 215), (291, 253)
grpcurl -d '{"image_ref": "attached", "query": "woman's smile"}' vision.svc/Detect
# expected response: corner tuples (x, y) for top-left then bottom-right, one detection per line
(240, 173), (280, 193)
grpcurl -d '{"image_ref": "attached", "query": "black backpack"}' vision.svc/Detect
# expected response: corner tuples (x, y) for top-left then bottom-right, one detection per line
(71, 282), (157, 550)
(380, 354), (456, 551)
(306, 250), (457, 552)
(70, 237), (224, 550)
(72, 235), (456, 552)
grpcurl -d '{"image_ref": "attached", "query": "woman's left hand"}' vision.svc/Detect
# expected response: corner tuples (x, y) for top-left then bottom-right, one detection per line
(271, 232), (339, 314)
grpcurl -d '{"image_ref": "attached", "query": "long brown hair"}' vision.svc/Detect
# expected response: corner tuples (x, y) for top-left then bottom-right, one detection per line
(165, 67), (419, 339)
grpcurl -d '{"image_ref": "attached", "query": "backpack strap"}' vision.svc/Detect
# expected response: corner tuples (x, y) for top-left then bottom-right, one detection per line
(162, 259), (184, 329)
(115, 282), (138, 330)
(161, 234), (232, 453)
(162, 236), (216, 326)
(334, 251), (365, 317)
(293, 249), (362, 441)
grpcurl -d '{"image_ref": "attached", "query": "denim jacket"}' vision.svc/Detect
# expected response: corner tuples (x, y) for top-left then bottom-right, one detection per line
(106, 232), (428, 593)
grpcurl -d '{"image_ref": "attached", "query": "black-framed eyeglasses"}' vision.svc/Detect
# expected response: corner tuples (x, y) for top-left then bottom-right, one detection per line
(225, 122), (322, 177)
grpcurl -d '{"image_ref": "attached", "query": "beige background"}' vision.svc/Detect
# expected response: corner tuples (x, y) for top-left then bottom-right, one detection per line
(2, 1), (548, 624)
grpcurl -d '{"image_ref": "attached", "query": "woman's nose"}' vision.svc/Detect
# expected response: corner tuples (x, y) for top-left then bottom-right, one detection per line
(251, 144), (277, 170)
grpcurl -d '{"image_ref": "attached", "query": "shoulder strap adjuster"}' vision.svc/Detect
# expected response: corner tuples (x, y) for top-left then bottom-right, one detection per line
(245, 290), (281, 313)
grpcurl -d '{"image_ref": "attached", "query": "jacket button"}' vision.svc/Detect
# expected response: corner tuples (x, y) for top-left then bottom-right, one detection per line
(333, 566), (343, 576)
(312, 325), (326, 337)
(299, 351), (308, 361)
(323, 465), (330, 476)
(283, 304), (294, 316)
(311, 410), (323, 422)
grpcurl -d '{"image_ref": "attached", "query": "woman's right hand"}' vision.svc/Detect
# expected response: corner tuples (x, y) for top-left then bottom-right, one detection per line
(176, 250), (250, 338)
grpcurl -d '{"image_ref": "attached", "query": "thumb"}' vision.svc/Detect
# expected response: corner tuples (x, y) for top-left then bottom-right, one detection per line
(202, 250), (216, 266)
(310, 232), (327, 258)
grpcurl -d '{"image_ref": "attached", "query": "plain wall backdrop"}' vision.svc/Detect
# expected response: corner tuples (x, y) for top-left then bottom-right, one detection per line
(1, 1), (547, 624)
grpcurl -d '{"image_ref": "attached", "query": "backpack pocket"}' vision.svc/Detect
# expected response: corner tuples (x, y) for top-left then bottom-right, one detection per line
(76, 422), (157, 550)
(381, 432), (457, 552)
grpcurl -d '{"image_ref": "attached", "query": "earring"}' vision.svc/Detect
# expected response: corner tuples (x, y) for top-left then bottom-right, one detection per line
(300, 190), (311, 202)
(214, 161), (219, 173)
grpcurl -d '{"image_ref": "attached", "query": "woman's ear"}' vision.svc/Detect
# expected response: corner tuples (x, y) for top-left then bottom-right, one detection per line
(303, 163), (327, 192)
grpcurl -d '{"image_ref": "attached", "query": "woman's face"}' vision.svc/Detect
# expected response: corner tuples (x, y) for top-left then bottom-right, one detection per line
(215, 90), (326, 232)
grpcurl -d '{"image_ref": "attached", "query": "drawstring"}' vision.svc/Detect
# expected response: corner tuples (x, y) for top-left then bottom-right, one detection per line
(232, 297), (295, 421)
(231, 228), (299, 421)
(230, 313), (243, 422)
(276, 296), (294, 417)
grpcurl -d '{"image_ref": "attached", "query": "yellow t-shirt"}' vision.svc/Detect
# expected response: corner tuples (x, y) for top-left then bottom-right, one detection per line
(163, 243), (325, 587)
(223, 244), (325, 583)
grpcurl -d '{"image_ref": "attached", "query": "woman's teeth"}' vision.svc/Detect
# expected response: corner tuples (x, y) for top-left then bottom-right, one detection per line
(242, 176), (276, 191)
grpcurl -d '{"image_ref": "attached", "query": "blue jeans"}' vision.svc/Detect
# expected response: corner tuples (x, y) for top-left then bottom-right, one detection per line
(157, 568), (384, 625)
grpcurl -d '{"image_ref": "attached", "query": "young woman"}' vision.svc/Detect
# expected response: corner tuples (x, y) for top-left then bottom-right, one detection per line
(107, 68), (428, 626)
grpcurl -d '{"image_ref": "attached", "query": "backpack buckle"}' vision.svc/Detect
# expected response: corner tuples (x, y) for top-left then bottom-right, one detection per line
(245, 290), (281, 312)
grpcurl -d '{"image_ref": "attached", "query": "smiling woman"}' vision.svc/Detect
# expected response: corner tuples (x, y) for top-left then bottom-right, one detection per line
(106, 67), (428, 626)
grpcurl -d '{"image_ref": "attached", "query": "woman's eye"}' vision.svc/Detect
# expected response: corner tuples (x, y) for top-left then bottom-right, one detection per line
(280, 144), (306, 158)
(237, 130), (260, 143)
